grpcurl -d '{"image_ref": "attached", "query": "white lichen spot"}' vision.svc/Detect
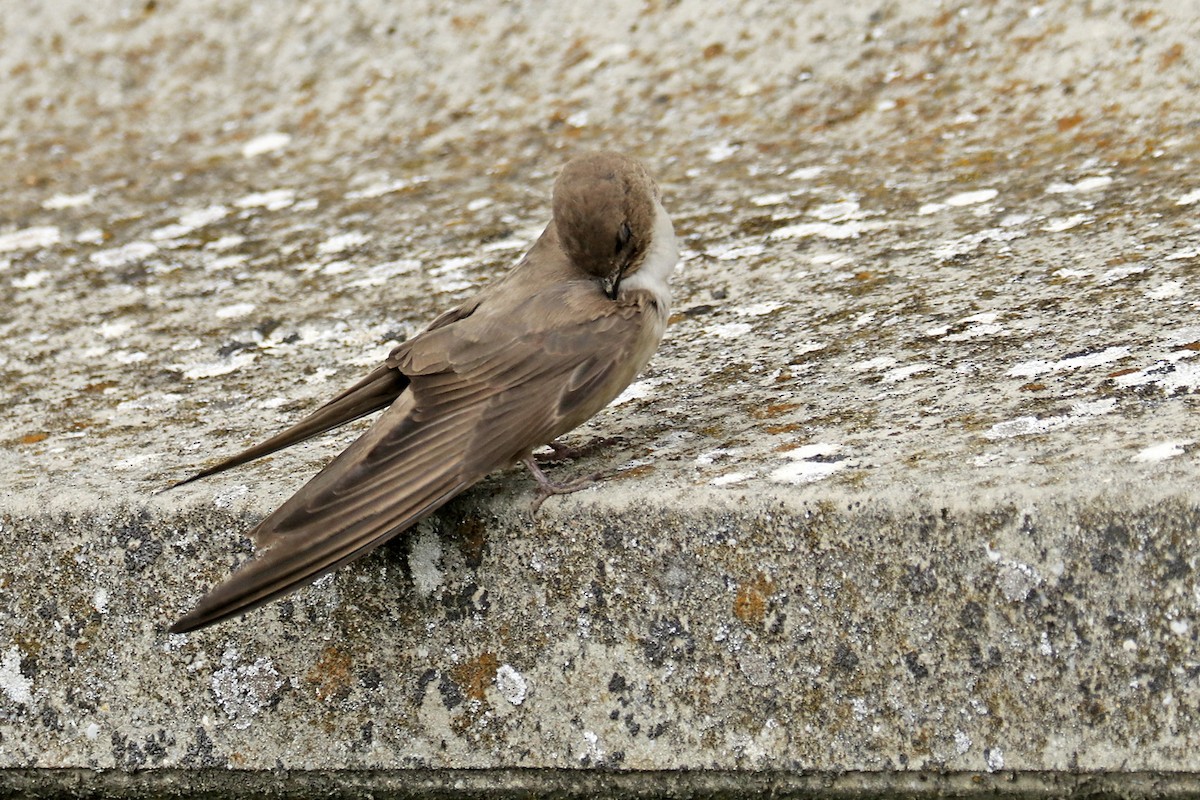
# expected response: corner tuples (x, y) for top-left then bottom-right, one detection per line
(212, 483), (250, 510)
(85, 722), (101, 739)
(750, 192), (790, 207)
(1167, 328), (1200, 347)
(207, 254), (249, 271)
(1146, 280), (1184, 300)
(706, 242), (765, 261)
(810, 252), (852, 267)
(495, 664), (528, 705)
(1165, 247), (1199, 261)
(344, 175), (428, 199)
(947, 188), (997, 206)
(985, 747), (1005, 772)
(305, 366), (338, 384)
(179, 352), (257, 379)
(348, 258), (422, 287)
(711, 472), (750, 486)
(98, 319), (134, 339)
(1169, 619), (1189, 636)
(12, 270), (50, 289)
(321, 260), (356, 275)
(113, 452), (160, 470)
(953, 729), (972, 756)
(1007, 346), (1129, 378)
(787, 165), (825, 181)
(482, 235), (530, 253)
(91, 241), (158, 268)
(1108, 362), (1195, 393)
(770, 443), (848, 484)
(93, 587), (109, 613)
(695, 448), (738, 466)
(215, 302), (257, 319)
(409, 525), (443, 598)
(1053, 267), (1090, 279)
(0, 646), (33, 707)
(738, 651), (774, 687)
(706, 142), (739, 162)
(317, 231), (371, 255)
(42, 190), (96, 210)
(76, 228), (105, 245)
(206, 234), (246, 251)
(210, 650), (284, 729)
(984, 398), (1116, 439)
(1000, 212), (1032, 227)
(1132, 441), (1193, 463)
(810, 200), (862, 221)
(0, 226), (60, 253)
(933, 228), (1026, 260)
(850, 697), (871, 721)
(769, 220), (883, 241)
(793, 341), (827, 356)
(733, 301), (783, 317)
(1046, 175), (1112, 194)
(234, 189), (296, 210)
(1099, 263), (1148, 284)
(611, 377), (664, 406)
(922, 189), (997, 215)
(1176, 189), (1200, 206)
(997, 560), (1041, 602)
(704, 321), (753, 339)
(1041, 215), (1089, 232)
(581, 730), (604, 762)
(150, 205), (228, 240)
(851, 310), (876, 329)
(241, 132), (291, 158)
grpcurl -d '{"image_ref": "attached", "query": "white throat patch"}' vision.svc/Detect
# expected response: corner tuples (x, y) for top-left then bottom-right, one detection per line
(620, 201), (677, 311)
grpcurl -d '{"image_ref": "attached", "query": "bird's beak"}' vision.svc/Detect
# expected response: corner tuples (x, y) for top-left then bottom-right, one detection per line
(603, 271), (623, 300)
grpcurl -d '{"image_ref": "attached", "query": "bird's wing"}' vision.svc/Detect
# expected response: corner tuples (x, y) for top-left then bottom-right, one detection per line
(170, 363), (410, 488)
(170, 285), (657, 633)
(169, 296), (489, 490)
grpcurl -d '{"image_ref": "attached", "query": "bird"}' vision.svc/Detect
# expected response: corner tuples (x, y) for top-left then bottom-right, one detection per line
(168, 151), (679, 633)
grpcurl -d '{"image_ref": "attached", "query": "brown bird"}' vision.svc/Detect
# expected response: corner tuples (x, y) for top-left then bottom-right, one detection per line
(169, 152), (678, 633)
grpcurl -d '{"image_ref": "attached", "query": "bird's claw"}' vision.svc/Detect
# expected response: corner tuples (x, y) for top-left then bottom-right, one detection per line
(522, 454), (602, 515)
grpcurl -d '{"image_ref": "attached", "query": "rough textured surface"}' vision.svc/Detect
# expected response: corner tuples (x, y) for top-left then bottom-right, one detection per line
(2, 0), (1199, 793)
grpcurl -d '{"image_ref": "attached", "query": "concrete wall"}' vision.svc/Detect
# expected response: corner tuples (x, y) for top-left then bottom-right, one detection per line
(2, 0), (1199, 794)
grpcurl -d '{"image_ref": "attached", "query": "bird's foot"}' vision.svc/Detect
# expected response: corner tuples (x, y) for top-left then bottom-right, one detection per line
(522, 455), (602, 515)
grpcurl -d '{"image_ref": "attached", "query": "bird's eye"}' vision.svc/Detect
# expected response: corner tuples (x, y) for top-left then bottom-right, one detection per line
(615, 221), (632, 255)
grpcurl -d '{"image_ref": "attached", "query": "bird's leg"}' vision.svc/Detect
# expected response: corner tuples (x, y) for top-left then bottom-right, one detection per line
(521, 454), (602, 515)
(535, 440), (584, 463)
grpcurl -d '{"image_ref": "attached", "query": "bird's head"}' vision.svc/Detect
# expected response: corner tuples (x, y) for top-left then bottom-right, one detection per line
(552, 152), (660, 299)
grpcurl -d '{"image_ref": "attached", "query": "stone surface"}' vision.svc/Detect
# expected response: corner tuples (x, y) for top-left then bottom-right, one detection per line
(2, 0), (1199, 793)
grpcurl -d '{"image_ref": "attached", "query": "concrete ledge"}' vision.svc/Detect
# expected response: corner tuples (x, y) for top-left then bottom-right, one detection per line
(5, 769), (1200, 800)
(3, 494), (1198, 773)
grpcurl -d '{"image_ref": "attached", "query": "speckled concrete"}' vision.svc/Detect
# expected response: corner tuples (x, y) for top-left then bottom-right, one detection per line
(2, 0), (1199, 794)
